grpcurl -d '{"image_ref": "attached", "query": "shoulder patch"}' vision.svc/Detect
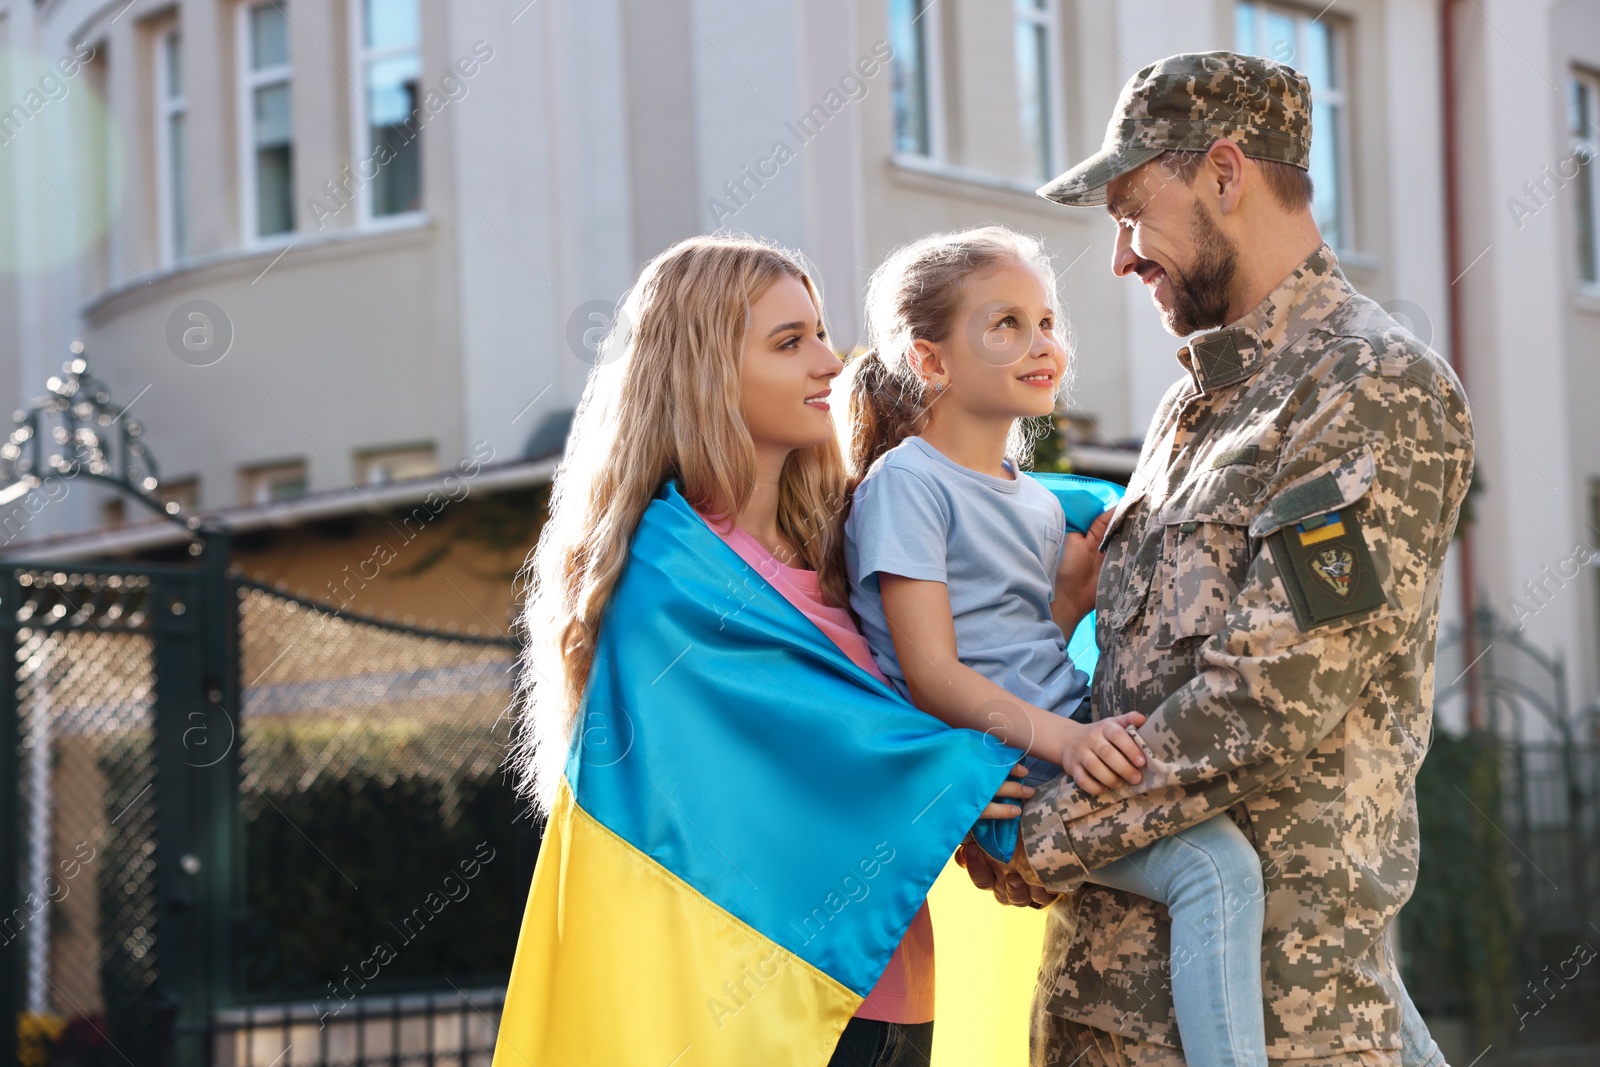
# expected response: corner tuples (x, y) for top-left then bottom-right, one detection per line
(1268, 506), (1388, 629)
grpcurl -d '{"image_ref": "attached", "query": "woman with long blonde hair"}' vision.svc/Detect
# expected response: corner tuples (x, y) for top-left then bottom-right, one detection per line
(496, 235), (1029, 1067)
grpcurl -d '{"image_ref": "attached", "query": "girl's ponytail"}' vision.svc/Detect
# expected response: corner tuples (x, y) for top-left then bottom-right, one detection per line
(840, 347), (932, 487)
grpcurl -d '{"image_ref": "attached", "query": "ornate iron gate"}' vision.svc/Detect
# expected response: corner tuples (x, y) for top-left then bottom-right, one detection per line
(0, 355), (535, 1067)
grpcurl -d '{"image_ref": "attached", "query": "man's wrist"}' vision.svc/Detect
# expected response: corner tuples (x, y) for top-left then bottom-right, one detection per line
(1017, 782), (1091, 892)
(1012, 823), (1043, 886)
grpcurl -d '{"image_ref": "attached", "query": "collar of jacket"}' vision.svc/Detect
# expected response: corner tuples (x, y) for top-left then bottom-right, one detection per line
(1175, 242), (1354, 396)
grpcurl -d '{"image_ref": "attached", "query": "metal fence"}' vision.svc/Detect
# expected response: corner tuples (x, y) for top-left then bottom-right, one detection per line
(209, 988), (504, 1067)
(230, 580), (533, 1012)
(7, 569), (170, 1067)
(1409, 611), (1600, 1054)
(1, 555), (536, 1067)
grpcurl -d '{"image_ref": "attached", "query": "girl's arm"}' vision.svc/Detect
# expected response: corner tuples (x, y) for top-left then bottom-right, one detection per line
(877, 573), (1147, 795)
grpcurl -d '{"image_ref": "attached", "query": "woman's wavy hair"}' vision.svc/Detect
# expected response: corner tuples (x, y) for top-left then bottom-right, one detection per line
(837, 225), (1071, 484)
(509, 234), (850, 812)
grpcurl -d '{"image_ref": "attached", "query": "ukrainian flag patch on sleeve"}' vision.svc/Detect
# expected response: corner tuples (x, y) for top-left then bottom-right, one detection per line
(1269, 506), (1388, 629)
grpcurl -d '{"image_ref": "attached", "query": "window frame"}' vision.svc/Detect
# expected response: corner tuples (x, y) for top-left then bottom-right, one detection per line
(1571, 70), (1600, 292)
(239, 459), (308, 504)
(355, 442), (437, 485)
(1235, 1), (1354, 252)
(1013, 0), (1068, 185)
(236, 0), (296, 247)
(347, 0), (426, 229)
(889, 0), (948, 164)
(155, 27), (189, 267)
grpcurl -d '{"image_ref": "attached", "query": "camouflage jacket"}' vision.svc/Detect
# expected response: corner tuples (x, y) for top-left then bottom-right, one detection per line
(1019, 245), (1474, 1060)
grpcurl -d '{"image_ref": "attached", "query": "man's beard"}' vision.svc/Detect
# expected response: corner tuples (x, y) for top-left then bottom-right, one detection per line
(1163, 201), (1240, 337)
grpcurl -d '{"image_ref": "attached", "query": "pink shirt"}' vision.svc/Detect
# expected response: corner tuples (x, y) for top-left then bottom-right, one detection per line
(694, 507), (936, 1025)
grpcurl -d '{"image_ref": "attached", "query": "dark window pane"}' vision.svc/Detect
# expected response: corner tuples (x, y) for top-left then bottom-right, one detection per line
(1015, 19), (1052, 182)
(364, 0), (419, 50)
(250, 4), (290, 70)
(367, 55), (422, 216)
(1305, 18), (1334, 91)
(1265, 10), (1296, 66)
(891, 0), (931, 155)
(1310, 101), (1342, 248)
(165, 33), (183, 99)
(170, 113), (189, 259)
(1236, 4), (1257, 54)
(1576, 150), (1598, 284)
(254, 81), (295, 237)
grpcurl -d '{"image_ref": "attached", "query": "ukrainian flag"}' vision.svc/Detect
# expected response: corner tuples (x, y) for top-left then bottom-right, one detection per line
(492, 473), (1123, 1066)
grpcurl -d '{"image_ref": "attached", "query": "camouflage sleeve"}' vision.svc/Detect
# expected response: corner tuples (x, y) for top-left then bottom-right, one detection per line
(1020, 368), (1469, 891)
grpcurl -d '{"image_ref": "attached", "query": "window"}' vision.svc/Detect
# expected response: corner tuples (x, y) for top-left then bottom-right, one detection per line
(1571, 73), (1599, 287)
(79, 46), (116, 291)
(240, 2), (294, 240)
(355, 443), (436, 485)
(156, 29), (189, 264)
(890, 0), (941, 158)
(158, 477), (201, 514)
(353, 0), (422, 221)
(1014, 0), (1063, 184)
(889, 0), (1065, 186)
(1236, 2), (1350, 249)
(1591, 481), (1600, 621)
(240, 460), (307, 504)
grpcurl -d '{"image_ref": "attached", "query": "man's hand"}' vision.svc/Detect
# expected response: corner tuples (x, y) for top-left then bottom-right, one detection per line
(955, 834), (1057, 908)
(1052, 509), (1113, 635)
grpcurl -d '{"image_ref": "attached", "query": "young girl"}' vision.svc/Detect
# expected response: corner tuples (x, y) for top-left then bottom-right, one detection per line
(503, 234), (1029, 1067)
(840, 225), (1447, 1067)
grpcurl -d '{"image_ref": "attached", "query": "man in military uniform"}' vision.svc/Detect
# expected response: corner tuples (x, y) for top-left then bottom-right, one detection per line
(957, 52), (1475, 1066)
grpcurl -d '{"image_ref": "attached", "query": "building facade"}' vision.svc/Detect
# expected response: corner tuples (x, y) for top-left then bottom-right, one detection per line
(0, 0), (1594, 732)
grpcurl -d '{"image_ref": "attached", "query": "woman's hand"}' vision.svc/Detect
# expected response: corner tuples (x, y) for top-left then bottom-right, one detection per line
(977, 762), (1034, 820)
(1051, 509), (1113, 636)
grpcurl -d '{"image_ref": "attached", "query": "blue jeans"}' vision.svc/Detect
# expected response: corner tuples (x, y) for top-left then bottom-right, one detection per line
(1084, 814), (1443, 1067)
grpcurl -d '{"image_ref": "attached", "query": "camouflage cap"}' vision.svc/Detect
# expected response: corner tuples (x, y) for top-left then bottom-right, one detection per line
(1038, 50), (1312, 207)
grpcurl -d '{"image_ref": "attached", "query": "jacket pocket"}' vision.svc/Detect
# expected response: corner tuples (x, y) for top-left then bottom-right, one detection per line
(1097, 489), (1156, 634)
(1249, 445), (1376, 539)
(1152, 465), (1262, 648)
(1154, 516), (1251, 647)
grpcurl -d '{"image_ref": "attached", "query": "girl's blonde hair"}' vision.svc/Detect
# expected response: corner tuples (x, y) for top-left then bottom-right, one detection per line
(840, 225), (1070, 482)
(509, 235), (850, 813)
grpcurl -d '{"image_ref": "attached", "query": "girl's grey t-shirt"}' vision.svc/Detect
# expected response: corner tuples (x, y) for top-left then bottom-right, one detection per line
(843, 435), (1089, 721)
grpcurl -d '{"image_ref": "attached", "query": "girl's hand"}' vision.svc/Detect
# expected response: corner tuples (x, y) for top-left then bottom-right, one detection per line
(1053, 509), (1113, 632)
(1056, 711), (1147, 796)
(978, 763), (1035, 820)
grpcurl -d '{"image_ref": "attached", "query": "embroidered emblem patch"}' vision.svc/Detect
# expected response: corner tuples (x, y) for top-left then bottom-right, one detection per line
(1267, 504), (1388, 630)
(1309, 546), (1355, 598)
